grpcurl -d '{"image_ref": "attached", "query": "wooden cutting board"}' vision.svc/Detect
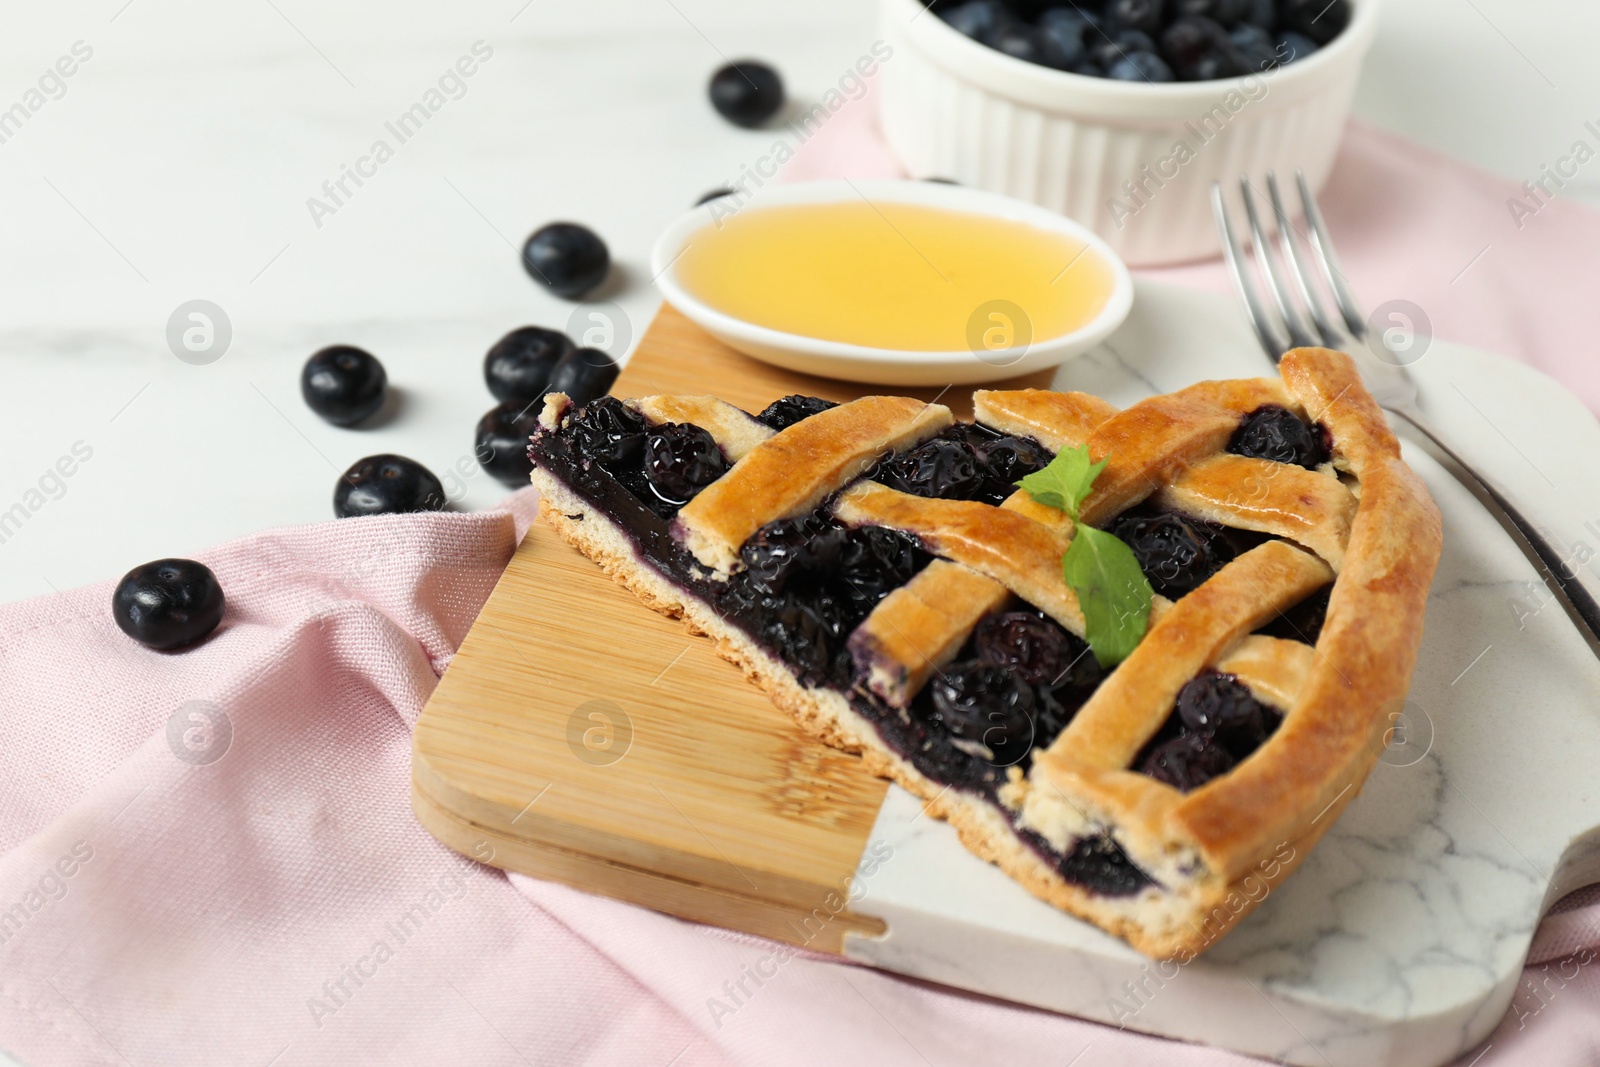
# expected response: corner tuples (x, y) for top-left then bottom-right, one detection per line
(410, 305), (1053, 952)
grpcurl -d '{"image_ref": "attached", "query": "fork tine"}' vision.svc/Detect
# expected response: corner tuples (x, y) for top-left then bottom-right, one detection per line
(1211, 181), (1285, 361)
(1296, 169), (1368, 339)
(1267, 172), (1341, 348)
(1240, 177), (1317, 351)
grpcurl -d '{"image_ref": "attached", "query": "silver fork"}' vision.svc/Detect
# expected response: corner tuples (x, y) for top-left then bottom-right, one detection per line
(1213, 171), (1600, 654)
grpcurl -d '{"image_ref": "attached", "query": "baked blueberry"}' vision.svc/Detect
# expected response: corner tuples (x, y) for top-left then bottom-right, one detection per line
(708, 61), (785, 128)
(764, 587), (853, 684)
(834, 526), (926, 608)
(475, 403), (541, 490)
(1111, 511), (1236, 596)
(928, 660), (1037, 766)
(757, 394), (838, 432)
(1057, 833), (1152, 896)
(1175, 671), (1279, 756)
(521, 222), (610, 299)
(973, 611), (1080, 686)
(1141, 733), (1234, 791)
(484, 326), (573, 405)
(741, 515), (846, 595)
(643, 423), (727, 506)
(1280, 0), (1348, 44)
(547, 346), (620, 406)
(1229, 404), (1329, 468)
(112, 558), (225, 651)
(334, 454), (446, 518)
(1258, 585), (1332, 644)
(567, 396), (647, 468)
(300, 345), (386, 427)
(876, 439), (984, 500)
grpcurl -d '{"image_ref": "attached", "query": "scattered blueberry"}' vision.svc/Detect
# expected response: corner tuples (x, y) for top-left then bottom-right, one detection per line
(757, 394), (838, 432)
(696, 187), (736, 206)
(484, 326), (573, 406)
(334, 454), (446, 518)
(475, 403), (541, 490)
(643, 423), (727, 506)
(1229, 405), (1329, 468)
(1280, 0), (1348, 44)
(1111, 511), (1236, 596)
(708, 61), (785, 128)
(522, 222), (610, 300)
(546, 346), (620, 406)
(567, 396), (647, 468)
(300, 346), (386, 428)
(1109, 50), (1175, 81)
(112, 558), (225, 651)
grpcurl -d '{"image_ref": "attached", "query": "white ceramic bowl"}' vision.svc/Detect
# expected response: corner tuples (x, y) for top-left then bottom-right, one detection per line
(650, 179), (1134, 388)
(878, 0), (1380, 266)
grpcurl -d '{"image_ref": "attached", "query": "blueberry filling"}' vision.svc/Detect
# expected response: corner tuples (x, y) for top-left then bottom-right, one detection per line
(1229, 404), (1330, 469)
(757, 394), (838, 432)
(1257, 585), (1331, 645)
(870, 423), (1049, 506)
(1110, 510), (1239, 597)
(1134, 672), (1283, 792)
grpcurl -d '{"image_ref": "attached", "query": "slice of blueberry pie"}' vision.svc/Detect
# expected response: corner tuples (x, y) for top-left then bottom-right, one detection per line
(527, 349), (1442, 958)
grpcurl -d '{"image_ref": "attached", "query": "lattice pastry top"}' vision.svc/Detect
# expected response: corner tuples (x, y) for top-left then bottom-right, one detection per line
(528, 348), (1443, 957)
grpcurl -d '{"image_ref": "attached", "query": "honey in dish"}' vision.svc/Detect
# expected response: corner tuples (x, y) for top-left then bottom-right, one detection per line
(674, 200), (1114, 352)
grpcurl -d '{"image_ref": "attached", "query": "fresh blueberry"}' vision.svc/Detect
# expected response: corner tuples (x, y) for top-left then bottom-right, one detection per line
(756, 394), (838, 432)
(1141, 733), (1234, 791)
(566, 396), (647, 469)
(1274, 30), (1319, 62)
(1071, 59), (1107, 77)
(988, 22), (1051, 65)
(1109, 50), (1175, 80)
(708, 61), (785, 128)
(643, 423), (727, 506)
(1280, 0), (1348, 44)
(484, 326), (573, 406)
(300, 346), (386, 428)
(521, 222), (610, 300)
(1106, 0), (1165, 35)
(1037, 8), (1091, 68)
(112, 558), (225, 651)
(1242, 0), (1276, 30)
(1173, 0), (1249, 26)
(1110, 511), (1236, 596)
(475, 403), (541, 490)
(334, 454), (446, 518)
(1229, 404), (1329, 468)
(941, 0), (1012, 40)
(1160, 15), (1236, 79)
(875, 439), (985, 500)
(1093, 28), (1158, 69)
(928, 660), (1038, 766)
(696, 187), (736, 206)
(1229, 21), (1279, 70)
(546, 346), (620, 406)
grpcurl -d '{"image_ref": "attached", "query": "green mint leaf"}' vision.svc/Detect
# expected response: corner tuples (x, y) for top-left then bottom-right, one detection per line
(1063, 525), (1153, 668)
(1015, 444), (1109, 520)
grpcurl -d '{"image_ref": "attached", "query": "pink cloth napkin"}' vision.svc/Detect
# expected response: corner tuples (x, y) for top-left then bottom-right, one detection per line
(6, 96), (1600, 1067)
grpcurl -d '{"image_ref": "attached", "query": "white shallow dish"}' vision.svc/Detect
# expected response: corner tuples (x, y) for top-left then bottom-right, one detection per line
(877, 0), (1381, 266)
(841, 280), (1600, 1067)
(649, 178), (1133, 387)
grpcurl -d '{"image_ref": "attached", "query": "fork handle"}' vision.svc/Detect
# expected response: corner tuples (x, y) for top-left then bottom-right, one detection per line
(1388, 407), (1600, 653)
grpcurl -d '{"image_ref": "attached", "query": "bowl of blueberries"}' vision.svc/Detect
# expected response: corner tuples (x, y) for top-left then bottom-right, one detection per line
(878, 0), (1377, 265)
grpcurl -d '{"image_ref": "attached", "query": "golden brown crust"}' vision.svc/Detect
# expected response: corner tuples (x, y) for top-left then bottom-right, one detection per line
(674, 396), (951, 574)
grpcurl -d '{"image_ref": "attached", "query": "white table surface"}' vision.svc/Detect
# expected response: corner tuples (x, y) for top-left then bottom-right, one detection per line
(0, 1), (1597, 1062)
